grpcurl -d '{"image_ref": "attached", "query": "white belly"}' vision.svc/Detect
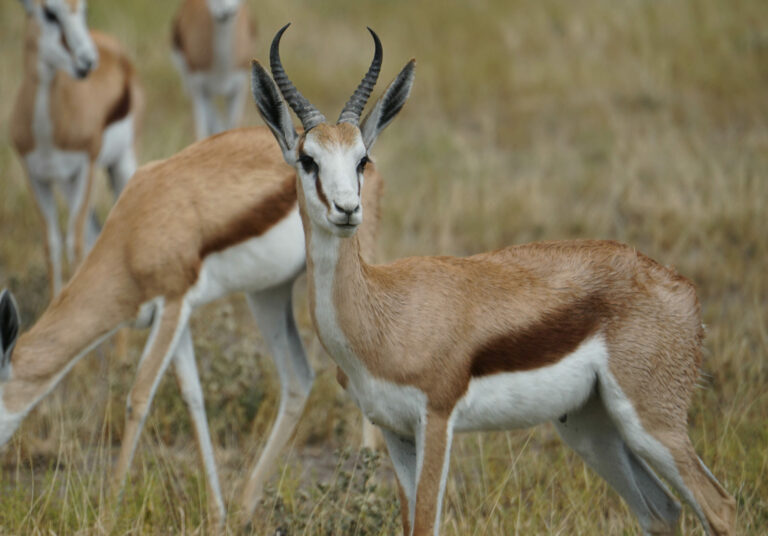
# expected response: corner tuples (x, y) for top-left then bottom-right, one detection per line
(347, 374), (427, 437)
(190, 69), (246, 96)
(453, 336), (607, 432)
(97, 114), (134, 167)
(186, 206), (306, 306)
(25, 149), (89, 184)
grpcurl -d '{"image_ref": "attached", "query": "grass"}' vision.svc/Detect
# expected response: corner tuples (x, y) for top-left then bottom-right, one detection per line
(1, 0), (767, 533)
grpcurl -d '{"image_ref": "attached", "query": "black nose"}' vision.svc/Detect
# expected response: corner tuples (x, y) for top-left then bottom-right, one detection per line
(75, 59), (93, 79)
(333, 202), (359, 216)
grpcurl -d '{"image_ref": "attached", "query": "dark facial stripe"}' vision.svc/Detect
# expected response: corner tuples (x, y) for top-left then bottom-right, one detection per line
(200, 175), (297, 258)
(470, 296), (602, 376)
(315, 174), (330, 209)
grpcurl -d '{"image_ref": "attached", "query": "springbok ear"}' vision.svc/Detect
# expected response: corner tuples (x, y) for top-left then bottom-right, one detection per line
(251, 60), (299, 165)
(360, 59), (416, 150)
(0, 289), (21, 370)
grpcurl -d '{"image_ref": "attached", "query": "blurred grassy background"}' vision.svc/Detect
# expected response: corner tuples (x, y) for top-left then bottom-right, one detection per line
(1, 0), (767, 533)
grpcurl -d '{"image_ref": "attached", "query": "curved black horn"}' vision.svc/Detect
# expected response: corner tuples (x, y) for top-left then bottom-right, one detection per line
(337, 27), (383, 125)
(270, 23), (326, 130)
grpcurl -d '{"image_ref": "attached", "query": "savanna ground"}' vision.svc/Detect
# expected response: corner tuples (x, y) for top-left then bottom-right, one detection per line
(1, 0), (767, 534)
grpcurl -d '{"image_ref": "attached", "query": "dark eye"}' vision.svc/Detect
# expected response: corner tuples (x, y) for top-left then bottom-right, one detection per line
(299, 153), (318, 175)
(357, 155), (370, 175)
(43, 6), (59, 24)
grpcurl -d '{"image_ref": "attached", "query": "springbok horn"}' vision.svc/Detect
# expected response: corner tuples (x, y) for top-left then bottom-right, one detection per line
(269, 23), (327, 130)
(337, 28), (383, 125)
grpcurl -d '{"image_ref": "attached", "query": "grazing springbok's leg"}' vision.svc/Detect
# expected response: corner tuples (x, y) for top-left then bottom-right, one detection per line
(239, 281), (314, 517)
(172, 326), (226, 524)
(111, 298), (192, 501)
(554, 390), (682, 535)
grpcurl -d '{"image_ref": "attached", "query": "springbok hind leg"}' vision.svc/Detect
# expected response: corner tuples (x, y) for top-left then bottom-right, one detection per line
(620, 421), (736, 536)
(554, 390), (681, 535)
(238, 282), (314, 524)
(173, 326), (226, 526)
(110, 298), (191, 505)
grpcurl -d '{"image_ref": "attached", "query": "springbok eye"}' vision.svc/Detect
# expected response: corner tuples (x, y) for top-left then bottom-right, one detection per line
(357, 155), (370, 175)
(43, 6), (59, 24)
(299, 153), (318, 175)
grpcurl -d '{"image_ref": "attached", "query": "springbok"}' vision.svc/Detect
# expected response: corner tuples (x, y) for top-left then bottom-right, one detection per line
(0, 126), (383, 525)
(10, 0), (142, 298)
(172, 0), (252, 140)
(249, 24), (737, 536)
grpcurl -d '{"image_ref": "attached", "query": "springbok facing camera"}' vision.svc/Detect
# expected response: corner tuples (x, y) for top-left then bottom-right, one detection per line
(10, 0), (142, 298)
(0, 127), (383, 525)
(250, 24), (737, 536)
(172, 0), (252, 140)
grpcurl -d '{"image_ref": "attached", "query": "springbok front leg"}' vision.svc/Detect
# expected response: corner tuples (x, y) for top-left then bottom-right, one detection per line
(412, 412), (454, 536)
(224, 76), (248, 132)
(111, 298), (192, 502)
(381, 429), (418, 536)
(26, 175), (63, 296)
(239, 281), (314, 522)
(61, 162), (96, 271)
(172, 326), (226, 526)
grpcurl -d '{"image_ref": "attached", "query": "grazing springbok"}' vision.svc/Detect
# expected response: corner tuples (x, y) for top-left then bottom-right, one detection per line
(249, 24), (737, 536)
(10, 0), (142, 298)
(0, 126), (383, 525)
(172, 0), (252, 140)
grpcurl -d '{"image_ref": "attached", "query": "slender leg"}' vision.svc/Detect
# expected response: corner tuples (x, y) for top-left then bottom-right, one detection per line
(107, 146), (137, 199)
(111, 298), (191, 501)
(615, 420), (736, 536)
(224, 77), (247, 131)
(173, 327), (226, 526)
(191, 87), (213, 141)
(27, 176), (63, 296)
(602, 375), (737, 536)
(554, 390), (681, 535)
(61, 162), (95, 268)
(381, 428), (417, 535)
(238, 282), (314, 523)
(204, 96), (224, 137)
(412, 412), (453, 536)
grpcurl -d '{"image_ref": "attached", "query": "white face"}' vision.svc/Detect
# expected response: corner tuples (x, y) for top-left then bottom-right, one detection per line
(298, 124), (369, 237)
(32, 0), (98, 79)
(206, 0), (241, 22)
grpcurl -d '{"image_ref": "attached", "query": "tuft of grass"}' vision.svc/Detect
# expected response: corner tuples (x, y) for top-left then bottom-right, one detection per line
(1, 0), (767, 534)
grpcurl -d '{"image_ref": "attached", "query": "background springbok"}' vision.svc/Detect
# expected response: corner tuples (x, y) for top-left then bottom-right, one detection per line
(250, 25), (737, 536)
(172, 0), (252, 140)
(10, 0), (142, 298)
(0, 126), (382, 525)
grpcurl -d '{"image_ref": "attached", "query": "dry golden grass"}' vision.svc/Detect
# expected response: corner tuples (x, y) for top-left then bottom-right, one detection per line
(1, 0), (766, 534)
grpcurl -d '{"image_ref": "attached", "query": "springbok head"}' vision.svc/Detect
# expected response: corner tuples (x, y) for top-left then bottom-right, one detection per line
(0, 289), (22, 446)
(19, 0), (98, 79)
(251, 24), (415, 237)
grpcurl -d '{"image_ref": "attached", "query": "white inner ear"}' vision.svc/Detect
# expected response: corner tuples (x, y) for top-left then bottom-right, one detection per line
(360, 99), (384, 150)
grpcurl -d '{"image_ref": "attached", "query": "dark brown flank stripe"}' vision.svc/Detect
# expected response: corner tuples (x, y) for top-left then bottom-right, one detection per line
(171, 16), (182, 50)
(105, 67), (132, 127)
(470, 296), (603, 376)
(200, 175), (297, 257)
